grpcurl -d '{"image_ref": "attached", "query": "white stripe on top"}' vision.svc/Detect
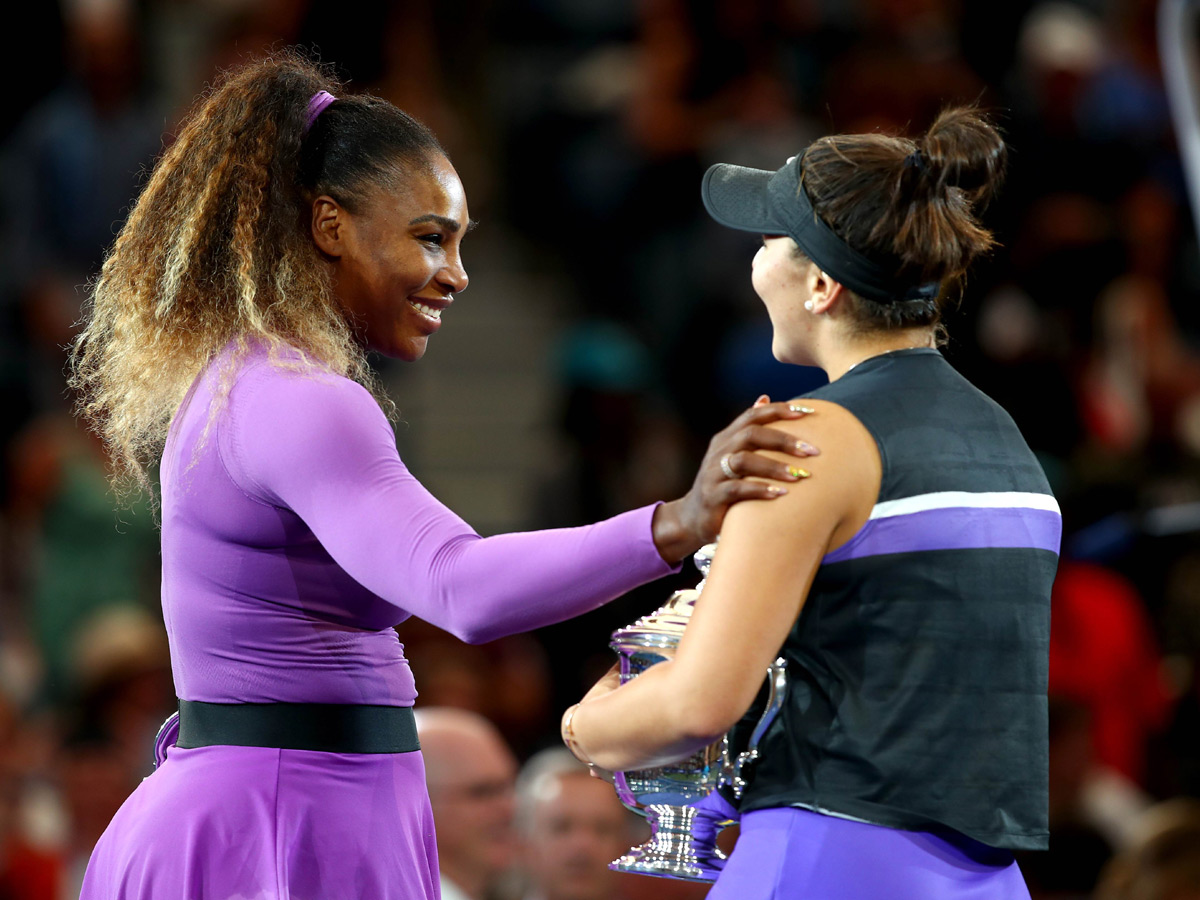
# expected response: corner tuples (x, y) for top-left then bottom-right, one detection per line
(869, 491), (1061, 521)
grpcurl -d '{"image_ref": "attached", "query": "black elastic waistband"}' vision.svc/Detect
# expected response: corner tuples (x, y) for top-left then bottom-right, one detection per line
(176, 700), (420, 754)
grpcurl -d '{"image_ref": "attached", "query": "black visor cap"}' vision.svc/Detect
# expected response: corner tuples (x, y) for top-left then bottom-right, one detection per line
(700, 155), (940, 305)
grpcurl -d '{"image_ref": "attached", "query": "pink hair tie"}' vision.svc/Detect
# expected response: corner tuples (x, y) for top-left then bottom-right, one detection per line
(304, 90), (337, 133)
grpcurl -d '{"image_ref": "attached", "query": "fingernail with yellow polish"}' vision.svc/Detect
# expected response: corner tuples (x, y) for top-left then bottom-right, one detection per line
(789, 467), (811, 479)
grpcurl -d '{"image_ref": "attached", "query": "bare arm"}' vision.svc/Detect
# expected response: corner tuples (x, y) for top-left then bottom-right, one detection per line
(565, 401), (880, 771)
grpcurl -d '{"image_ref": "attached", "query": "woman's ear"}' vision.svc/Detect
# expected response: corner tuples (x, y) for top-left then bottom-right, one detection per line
(311, 196), (347, 258)
(806, 266), (845, 315)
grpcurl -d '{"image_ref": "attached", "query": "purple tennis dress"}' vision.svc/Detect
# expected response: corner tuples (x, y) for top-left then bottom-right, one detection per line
(79, 343), (677, 900)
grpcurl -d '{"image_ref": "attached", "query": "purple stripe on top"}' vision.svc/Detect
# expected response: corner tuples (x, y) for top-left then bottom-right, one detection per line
(824, 506), (1062, 564)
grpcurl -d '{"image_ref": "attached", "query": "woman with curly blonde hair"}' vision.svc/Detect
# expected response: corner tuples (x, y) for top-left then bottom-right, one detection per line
(71, 53), (815, 900)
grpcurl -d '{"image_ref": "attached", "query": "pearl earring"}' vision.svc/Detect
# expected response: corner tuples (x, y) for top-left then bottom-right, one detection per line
(804, 300), (815, 312)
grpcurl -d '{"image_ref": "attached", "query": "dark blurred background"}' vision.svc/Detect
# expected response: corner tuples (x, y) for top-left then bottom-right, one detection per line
(1, 0), (1198, 897)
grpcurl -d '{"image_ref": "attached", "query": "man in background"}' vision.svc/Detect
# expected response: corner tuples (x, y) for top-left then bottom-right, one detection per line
(417, 707), (520, 900)
(516, 748), (638, 900)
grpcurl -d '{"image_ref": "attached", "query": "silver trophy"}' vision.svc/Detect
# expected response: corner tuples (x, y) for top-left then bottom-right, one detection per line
(608, 542), (788, 882)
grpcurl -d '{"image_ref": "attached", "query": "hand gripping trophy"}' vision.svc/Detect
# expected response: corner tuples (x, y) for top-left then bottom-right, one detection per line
(606, 543), (788, 882)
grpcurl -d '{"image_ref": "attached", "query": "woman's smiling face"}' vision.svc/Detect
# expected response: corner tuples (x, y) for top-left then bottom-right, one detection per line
(321, 153), (470, 361)
(752, 233), (814, 364)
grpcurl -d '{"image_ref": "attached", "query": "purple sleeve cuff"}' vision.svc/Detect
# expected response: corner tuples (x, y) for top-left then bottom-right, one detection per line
(639, 502), (686, 576)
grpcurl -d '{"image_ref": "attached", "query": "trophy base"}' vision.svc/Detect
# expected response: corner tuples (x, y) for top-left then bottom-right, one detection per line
(609, 803), (727, 883)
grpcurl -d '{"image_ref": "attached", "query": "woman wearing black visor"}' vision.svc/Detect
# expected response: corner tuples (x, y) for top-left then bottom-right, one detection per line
(562, 107), (1059, 900)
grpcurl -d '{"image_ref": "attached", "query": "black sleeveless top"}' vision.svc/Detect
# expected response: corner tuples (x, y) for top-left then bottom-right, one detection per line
(730, 348), (1059, 851)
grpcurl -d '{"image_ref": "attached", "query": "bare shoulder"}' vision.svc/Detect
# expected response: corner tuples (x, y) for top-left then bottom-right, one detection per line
(725, 398), (880, 541)
(766, 399), (878, 479)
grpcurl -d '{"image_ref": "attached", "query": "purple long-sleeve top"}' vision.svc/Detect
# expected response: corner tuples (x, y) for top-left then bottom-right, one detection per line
(160, 344), (677, 706)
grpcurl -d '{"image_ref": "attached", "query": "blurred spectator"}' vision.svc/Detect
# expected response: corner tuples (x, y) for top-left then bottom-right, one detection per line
(1093, 798), (1200, 900)
(1079, 0), (1171, 152)
(5, 415), (159, 702)
(0, 0), (166, 416)
(52, 605), (173, 896)
(404, 619), (554, 761)
(488, 637), (556, 761)
(407, 632), (493, 715)
(0, 693), (63, 900)
(1017, 696), (1115, 899)
(515, 748), (635, 900)
(1049, 561), (1172, 787)
(823, 0), (986, 134)
(417, 708), (519, 900)
(541, 320), (687, 526)
(68, 606), (173, 779)
(515, 747), (714, 900)
(1157, 552), (1200, 798)
(56, 726), (137, 899)
(1080, 276), (1181, 454)
(965, 282), (1082, 473)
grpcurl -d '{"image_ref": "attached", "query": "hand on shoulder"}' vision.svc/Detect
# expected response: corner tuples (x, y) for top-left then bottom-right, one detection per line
(721, 398), (880, 555)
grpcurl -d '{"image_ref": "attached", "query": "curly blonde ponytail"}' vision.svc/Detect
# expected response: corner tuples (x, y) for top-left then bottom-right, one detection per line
(71, 50), (444, 503)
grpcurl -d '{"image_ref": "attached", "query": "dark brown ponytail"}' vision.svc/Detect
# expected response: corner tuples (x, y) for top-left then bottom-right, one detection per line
(799, 106), (1007, 332)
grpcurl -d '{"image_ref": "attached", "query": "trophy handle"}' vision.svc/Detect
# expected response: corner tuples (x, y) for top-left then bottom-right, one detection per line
(720, 656), (787, 799)
(612, 770), (648, 818)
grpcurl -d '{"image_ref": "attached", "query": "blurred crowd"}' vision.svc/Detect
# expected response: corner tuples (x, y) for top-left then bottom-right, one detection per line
(1, 0), (1200, 897)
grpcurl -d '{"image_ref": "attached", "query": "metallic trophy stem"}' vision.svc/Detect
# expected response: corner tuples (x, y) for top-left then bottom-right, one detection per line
(609, 804), (728, 882)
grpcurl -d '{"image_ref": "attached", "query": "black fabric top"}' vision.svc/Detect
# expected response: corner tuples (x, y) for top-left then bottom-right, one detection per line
(727, 349), (1059, 851)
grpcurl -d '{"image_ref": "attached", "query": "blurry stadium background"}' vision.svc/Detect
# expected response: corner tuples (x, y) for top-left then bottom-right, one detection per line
(0, 1), (1197, 897)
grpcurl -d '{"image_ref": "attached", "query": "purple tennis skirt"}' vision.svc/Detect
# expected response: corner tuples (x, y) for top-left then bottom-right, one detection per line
(708, 807), (1031, 900)
(79, 734), (439, 899)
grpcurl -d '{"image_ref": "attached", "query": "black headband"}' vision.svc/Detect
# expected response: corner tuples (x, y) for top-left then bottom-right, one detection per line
(701, 154), (940, 305)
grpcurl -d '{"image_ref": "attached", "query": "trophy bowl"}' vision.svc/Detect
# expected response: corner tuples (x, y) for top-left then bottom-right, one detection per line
(606, 543), (787, 883)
